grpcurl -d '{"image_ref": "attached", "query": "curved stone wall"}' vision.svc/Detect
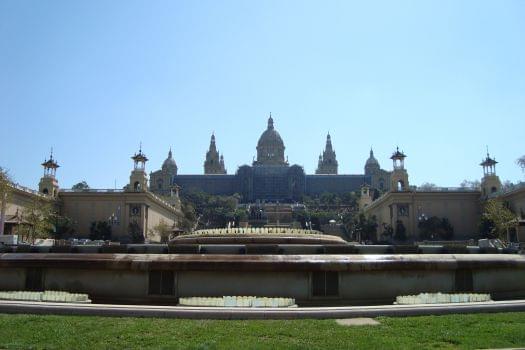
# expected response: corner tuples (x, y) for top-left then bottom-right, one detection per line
(0, 253), (524, 306)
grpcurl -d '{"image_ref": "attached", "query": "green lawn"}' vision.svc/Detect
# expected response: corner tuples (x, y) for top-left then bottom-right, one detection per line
(1, 312), (525, 349)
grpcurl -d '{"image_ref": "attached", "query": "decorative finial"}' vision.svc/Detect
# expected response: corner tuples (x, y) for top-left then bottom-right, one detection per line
(268, 113), (274, 129)
(50, 147), (54, 160)
(139, 142), (142, 153)
(168, 147), (172, 157)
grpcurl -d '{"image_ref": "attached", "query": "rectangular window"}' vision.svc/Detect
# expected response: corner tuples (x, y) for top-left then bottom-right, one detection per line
(25, 268), (43, 291)
(312, 271), (339, 297)
(148, 270), (175, 295)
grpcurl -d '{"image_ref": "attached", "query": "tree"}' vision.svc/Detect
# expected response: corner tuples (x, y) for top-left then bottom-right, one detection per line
(418, 216), (454, 240)
(439, 218), (454, 240)
(501, 180), (516, 193)
(480, 199), (517, 241)
(380, 223), (394, 243)
(180, 190), (240, 229)
(128, 222), (144, 243)
(180, 202), (197, 232)
(460, 180), (481, 190)
(233, 208), (248, 224)
(52, 213), (75, 239)
(18, 197), (55, 243)
(350, 214), (378, 243)
(394, 220), (407, 242)
(149, 219), (172, 243)
(72, 181), (90, 191)
(89, 221), (112, 241)
(0, 167), (13, 236)
(517, 155), (525, 173)
(340, 192), (359, 207)
(419, 182), (437, 191)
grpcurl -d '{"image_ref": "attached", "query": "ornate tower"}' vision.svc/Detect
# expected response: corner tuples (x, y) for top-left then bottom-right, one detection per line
(128, 144), (148, 192)
(316, 133), (338, 174)
(358, 185), (373, 211)
(38, 149), (60, 197)
(480, 151), (501, 197)
(204, 133), (226, 174)
(390, 147), (409, 192)
(254, 114), (287, 166)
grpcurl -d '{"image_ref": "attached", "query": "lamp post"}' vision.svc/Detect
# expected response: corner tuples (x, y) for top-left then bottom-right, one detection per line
(418, 213), (430, 240)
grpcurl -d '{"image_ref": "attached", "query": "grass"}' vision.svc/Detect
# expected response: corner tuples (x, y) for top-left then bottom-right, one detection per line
(1, 312), (525, 349)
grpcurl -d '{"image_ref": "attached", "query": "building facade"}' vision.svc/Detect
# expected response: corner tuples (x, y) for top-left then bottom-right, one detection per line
(2, 149), (182, 243)
(362, 150), (525, 242)
(150, 116), (391, 202)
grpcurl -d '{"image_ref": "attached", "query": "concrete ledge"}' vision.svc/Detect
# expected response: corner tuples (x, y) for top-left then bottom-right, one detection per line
(1, 253), (524, 272)
(1, 300), (525, 319)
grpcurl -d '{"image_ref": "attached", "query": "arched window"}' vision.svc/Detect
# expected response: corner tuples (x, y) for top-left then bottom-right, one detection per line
(134, 181), (141, 191)
(491, 186), (497, 193)
(42, 188), (49, 195)
(397, 180), (405, 191)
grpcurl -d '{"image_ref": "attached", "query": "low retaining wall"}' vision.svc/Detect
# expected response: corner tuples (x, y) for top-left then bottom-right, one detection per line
(0, 244), (516, 255)
(0, 253), (524, 306)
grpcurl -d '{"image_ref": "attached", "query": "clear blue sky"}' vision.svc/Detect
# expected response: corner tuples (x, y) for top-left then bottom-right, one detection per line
(1, 0), (524, 189)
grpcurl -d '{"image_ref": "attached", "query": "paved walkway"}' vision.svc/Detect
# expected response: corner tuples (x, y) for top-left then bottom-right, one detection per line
(1, 299), (525, 319)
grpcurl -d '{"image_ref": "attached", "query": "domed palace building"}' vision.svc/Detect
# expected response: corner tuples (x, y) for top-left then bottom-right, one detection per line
(150, 115), (391, 202)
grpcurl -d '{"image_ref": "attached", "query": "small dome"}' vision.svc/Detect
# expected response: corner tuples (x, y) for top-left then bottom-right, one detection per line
(162, 149), (177, 172)
(365, 149), (379, 167)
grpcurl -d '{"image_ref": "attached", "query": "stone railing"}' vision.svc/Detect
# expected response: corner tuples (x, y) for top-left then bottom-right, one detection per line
(10, 183), (45, 197)
(61, 188), (125, 193)
(60, 188), (175, 208)
(415, 187), (479, 192)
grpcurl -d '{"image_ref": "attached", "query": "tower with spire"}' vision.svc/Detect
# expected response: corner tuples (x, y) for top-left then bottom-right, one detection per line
(128, 144), (149, 192)
(480, 149), (501, 197)
(38, 148), (60, 197)
(204, 133), (227, 174)
(315, 133), (338, 174)
(390, 147), (409, 192)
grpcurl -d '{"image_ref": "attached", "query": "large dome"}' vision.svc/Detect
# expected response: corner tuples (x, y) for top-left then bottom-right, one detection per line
(255, 116), (286, 165)
(257, 127), (284, 149)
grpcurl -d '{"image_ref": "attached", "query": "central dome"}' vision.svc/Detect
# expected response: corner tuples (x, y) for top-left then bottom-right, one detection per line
(255, 116), (286, 165)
